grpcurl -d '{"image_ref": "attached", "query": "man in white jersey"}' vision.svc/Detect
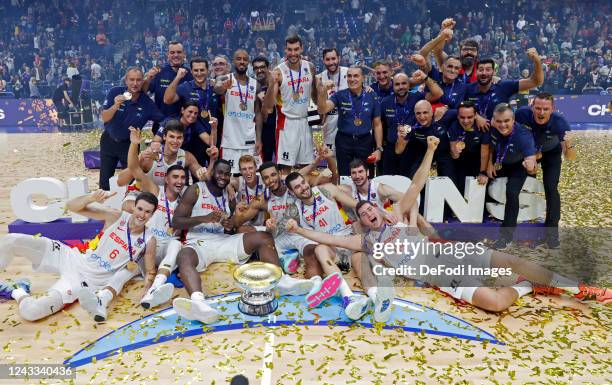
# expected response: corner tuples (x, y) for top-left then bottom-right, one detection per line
(284, 172), (395, 322)
(213, 49), (262, 174)
(0, 191), (159, 322)
(126, 127), (188, 309)
(230, 155), (266, 229)
(263, 35), (319, 167)
(318, 48), (349, 153)
(116, 122), (207, 191)
(287, 136), (611, 310)
(170, 159), (318, 324)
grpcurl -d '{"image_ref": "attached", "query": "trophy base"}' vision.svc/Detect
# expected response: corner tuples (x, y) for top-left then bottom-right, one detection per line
(238, 298), (278, 316)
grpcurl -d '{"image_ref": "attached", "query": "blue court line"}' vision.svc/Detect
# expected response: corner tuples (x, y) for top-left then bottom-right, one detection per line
(64, 292), (502, 368)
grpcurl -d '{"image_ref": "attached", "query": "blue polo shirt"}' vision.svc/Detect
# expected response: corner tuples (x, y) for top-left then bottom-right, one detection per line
(488, 123), (536, 165)
(407, 109), (457, 152)
(380, 92), (426, 144)
(370, 81), (394, 98)
(330, 89), (381, 136)
(428, 66), (468, 109)
(103, 86), (164, 141)
(447, 120), (490, 153)
(148, 63), (193, 118)
(176, 80), (220, 129)
(465, 80), (519, 119)
(514, 107), (570, 152)
(158, 116), (209, 150)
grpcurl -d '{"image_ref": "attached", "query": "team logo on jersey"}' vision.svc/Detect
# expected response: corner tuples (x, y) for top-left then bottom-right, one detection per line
(282, 152), (289, 160)
(136, 236), (145, 246)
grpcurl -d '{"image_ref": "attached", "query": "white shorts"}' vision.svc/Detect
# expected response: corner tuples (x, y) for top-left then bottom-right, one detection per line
(185, 233), (250, 271)
(221, 147), (262, 174)
(276, 117), (314, 166)
(274, 232), (316, 256)
(323, 116), (338, 154)
(34, 238), (93, 304)
(437, 248), (493, 300)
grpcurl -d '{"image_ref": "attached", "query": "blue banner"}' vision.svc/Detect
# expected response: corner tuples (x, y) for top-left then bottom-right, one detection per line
(553, 94), (611, 124)
(0, 98), (59, 132)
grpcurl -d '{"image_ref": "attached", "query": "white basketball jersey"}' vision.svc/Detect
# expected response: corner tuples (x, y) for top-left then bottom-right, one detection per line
(222, 75), (257, 149)
(298, 187), (351, 235)
(237, 174), (265, 226)
(148, 188), (181, 244)
(319, 66), (348, 135)
(350, 180), (386, 209)
(79, 211), (152, 285)
(277, 60), (313, 119)
(186, 181), (231, 241)
(146, 149), (186, 186)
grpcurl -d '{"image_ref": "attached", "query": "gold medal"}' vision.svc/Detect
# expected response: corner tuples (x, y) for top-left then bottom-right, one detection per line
(494, 162), (502, 170)
(354, 118), (363, 126)
(126, 260), (138, 272)
(239, 102), (247, 111)
(292, 93), (300, 101)
(405, 125), (412, 134)
(536, 151), (542, 160)
(456, 141), (465, 150)
(201, 110), (209, 118)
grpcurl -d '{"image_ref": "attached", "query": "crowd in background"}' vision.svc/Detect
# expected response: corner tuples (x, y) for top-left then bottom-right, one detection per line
(0, 0), (610, 100)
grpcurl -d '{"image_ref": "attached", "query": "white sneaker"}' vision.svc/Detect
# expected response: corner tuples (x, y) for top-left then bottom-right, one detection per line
(277, 275), (316, 296)
(306, 273), (342, 308)
(342, 295), (370, 321)
(141, 283), (174, 309)
(373, 286), (394, 323)
(78, 288), (107, 322)
(173, 297), (220, 324)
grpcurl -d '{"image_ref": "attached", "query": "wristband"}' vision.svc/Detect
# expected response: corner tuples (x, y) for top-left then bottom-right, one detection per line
(479, 171), (487, 177)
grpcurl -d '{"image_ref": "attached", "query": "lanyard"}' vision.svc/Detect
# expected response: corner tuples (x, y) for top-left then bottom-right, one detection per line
(163, 190), (172, 227)
(244, 176), (260, 204)
(213, 192), (226, 213)
(195, 82), (211, 112)
(394, 97), (410, 125)
(236, 76), (249, 106)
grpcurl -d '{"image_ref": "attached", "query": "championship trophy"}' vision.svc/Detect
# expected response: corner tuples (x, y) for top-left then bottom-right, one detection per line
(233, 262), (283, 316)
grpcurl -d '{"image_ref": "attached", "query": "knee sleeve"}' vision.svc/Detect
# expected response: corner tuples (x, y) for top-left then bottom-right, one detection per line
(18, 290), (64, 322)
(159, 240), (182, 273)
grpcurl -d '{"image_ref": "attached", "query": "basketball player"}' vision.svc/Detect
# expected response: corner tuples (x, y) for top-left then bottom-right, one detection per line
(284, 173), (396, 322)
(214, 49), (262, 174)
(0, 191), (159, 322)
(169, 160), (317, 324)
(263, 35), (319, 168)
(230, 154), (266, 228)
(233, 149), (336, 275)
(318, 48), (349, 153)
(126, 127), (187, 309)
(286, 136), (611, 310)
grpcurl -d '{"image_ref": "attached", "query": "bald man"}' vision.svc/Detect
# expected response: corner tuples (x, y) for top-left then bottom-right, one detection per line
(379, 71), (443, 176)
(213, 49), (262, 174)
(395, 100), (457, 183)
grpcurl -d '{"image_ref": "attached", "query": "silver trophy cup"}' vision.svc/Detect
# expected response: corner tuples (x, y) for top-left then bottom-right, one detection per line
(233, 262), (283, 316)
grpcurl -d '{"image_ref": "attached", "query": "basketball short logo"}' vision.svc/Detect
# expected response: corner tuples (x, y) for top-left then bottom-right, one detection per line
(228, 159), (234, 167)
(282, 151), (290, 160)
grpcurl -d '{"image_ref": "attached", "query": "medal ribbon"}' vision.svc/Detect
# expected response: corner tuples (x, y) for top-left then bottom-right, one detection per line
(301, 196), (317, 229)
(236, 76), (249, 107)
(495, 130), (515, 165)
(349, 89), (365, 123)
(355, 181), (372, 202)
(244, 176), (260, 204)
(394, 96), (410, 125)
(288, 65), (302, 98)
(126, 221), (146, 264)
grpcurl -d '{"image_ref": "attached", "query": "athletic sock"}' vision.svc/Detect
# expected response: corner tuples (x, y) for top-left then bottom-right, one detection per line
(11, 288), (29, 302)
(367, 287), (377, 302)
(152, 274), (167, 289)
(191, 291), (205, 302)
(98, 289), (113, 308)
(511, 281), (533, 298)
(550, 273), (579, 294)
(339, 278), (353, 298)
